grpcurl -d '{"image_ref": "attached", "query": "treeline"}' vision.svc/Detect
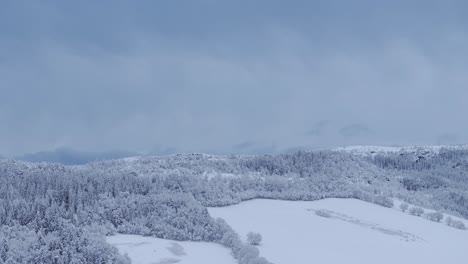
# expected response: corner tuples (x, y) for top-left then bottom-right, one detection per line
(369, 148), (468, 218)
(1, 149), (468, 263)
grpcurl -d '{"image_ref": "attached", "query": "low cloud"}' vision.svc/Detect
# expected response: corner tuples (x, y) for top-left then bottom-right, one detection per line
(339, 124), (373, 138)
(307, 120), (330, 136)
(1, 1), (468, 155)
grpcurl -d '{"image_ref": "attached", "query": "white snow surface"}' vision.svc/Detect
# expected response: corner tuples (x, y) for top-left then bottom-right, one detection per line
(209, 198), (468, 264)
(107, 234), (236, 264)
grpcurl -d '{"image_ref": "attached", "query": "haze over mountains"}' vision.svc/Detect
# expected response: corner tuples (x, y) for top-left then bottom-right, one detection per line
(11, 148), (140, 165)
(3, 144), (467, 165)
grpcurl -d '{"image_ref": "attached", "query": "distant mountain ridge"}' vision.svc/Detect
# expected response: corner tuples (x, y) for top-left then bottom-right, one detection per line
(8, 144), (468, 165)
(14, 148), (141, 165)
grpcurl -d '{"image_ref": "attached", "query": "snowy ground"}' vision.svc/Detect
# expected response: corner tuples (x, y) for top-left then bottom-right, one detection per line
(209, 198), (468, 264)
(107, 234), (236, 264)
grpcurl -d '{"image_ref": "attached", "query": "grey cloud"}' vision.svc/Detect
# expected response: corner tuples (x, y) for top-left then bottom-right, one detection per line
(233, 141), (256, 151)
(231, 141), (279, 155)
(437, 134), (460, 145)
(148, 145), (179, 156)
(307, 120), (330, 136)
(339, 124), (373, 138)
(1, 1), (468, 156)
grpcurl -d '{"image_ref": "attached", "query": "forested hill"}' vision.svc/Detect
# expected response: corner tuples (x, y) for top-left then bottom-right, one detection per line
(1, 146), (468, 263)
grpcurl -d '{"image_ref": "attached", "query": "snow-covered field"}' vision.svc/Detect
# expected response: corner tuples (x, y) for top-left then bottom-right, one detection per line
(106, 199), (468, 264)
(107, 234), (236, 264)
(209, 198), (468, 264)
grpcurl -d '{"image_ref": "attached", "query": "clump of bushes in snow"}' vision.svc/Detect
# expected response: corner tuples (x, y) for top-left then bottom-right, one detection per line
(215, 219), (271, 264)
(446, 217), (466, 230)
(426, 212), (444, 222)
(373, 196), (394, 208)
(409, 207), (425, 216)
(235, 245), (271, 264)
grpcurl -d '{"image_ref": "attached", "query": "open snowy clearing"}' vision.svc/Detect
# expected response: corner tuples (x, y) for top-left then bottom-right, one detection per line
(107, 234), (236, 264)
(209, 198), (468, 264)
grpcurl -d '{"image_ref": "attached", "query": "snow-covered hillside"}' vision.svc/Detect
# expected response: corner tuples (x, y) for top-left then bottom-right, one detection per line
(107, 235), (236, 264)
(3, 146), (468, 263)
(209, 199), (468, 264)
(335, 144), (468, 157)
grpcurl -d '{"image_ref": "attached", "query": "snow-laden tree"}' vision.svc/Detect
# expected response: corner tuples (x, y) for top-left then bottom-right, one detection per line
(446, 217), (466, 230)
(373, 196), (394, 208)
(247, 232), (262, 246)
(426, 212), (444, 222)
(409, 207), (425, 216)
(399, 203), (409, 212)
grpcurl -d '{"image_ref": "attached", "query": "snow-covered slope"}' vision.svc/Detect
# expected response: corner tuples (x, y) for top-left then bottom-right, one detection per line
(107, 235), (236, 264)
(209, 199), (468, 264)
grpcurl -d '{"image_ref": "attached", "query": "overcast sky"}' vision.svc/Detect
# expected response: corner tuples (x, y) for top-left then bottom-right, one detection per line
(1, 0), (468, 156)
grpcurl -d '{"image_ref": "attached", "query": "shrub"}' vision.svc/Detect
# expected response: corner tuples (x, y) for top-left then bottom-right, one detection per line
(399, 203), (409, 212)
(409, 207), (424, 216)
(426, 212), (443, 222)
(247, 232), (262, 246)
(236, 244), (260, 264)
(446, 217), (466, 230)
(373, 196), (394, 208)
(248, 257), (272, 264)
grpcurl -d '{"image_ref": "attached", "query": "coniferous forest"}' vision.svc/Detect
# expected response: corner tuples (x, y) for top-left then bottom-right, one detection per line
(1, 147), (468, 263)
